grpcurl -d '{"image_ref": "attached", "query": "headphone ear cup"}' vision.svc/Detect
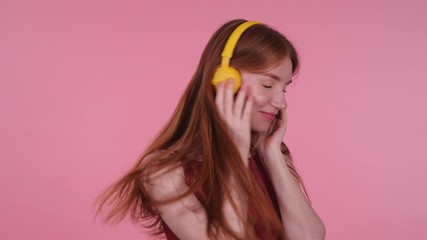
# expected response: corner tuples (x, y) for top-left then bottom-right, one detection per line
(211, 66), (241, 93)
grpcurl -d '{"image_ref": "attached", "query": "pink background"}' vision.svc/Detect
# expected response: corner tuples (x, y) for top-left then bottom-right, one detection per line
(1, 0), (426, 239)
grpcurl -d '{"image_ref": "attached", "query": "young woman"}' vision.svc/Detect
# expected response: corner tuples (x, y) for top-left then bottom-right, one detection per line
(96, 19), (326, 240)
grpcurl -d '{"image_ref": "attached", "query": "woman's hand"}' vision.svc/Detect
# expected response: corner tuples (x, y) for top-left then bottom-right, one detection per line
(257, 110), (288, 156)
(215, 78), (253, 161)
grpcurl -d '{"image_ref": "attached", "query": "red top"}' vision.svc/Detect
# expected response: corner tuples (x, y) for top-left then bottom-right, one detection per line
(161, 154), (282, 239)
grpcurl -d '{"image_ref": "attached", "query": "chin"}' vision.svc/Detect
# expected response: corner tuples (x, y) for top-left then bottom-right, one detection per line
(250, 123), (271, 133)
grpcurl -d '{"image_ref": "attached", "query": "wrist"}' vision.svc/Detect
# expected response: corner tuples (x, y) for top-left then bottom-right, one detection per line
(260, 147), (283, 167)
(260, 144), (282, 157)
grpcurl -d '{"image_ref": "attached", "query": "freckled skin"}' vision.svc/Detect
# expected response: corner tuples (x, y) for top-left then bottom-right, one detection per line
(240, 57), (293, 132)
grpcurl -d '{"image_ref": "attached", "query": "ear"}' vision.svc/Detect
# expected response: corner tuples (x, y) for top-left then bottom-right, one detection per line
(211, 66), (241, 93)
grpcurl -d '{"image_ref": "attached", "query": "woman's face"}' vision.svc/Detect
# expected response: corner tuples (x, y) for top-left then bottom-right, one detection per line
(240, 57), (293, 133)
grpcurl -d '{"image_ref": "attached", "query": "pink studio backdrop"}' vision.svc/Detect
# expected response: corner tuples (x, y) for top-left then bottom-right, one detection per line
(1, 0), (426, 239)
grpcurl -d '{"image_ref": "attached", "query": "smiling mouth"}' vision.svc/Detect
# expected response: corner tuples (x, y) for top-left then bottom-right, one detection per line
(260, 111), (277, 121)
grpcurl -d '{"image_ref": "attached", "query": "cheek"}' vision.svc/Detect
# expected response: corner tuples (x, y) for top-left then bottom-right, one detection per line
(241, 80), (269, 109)
(250, 89), (269, 109)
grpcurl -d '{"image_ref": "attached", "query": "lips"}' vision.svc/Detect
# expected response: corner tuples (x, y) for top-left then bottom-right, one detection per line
(260, 111), (277, 121)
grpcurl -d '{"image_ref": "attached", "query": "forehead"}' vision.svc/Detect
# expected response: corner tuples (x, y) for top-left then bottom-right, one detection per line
(264, 57), (293, 81)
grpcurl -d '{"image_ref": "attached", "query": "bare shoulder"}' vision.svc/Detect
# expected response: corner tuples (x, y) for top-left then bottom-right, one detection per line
(140, 154), (209, 240)
(141, 155), (186, 202)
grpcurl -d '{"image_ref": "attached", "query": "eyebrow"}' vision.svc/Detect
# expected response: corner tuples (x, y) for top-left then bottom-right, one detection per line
(262, 73), (293, 84)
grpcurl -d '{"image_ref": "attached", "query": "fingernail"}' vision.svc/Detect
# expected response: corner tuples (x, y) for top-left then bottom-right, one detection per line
(228, 78), (234, 84)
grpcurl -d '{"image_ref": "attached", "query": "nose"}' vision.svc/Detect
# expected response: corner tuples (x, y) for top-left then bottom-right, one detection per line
(270, 88), (287, 110)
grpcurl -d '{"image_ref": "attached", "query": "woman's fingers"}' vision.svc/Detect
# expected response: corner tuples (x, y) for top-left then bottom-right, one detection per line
(242, 95), (253, 122)
(214, 78), (252, 159)
(224, 78), (234, 119)
(215, 81), (225, 114)
(215, 78), (251, 121)
(233, 85), (247, 118)
(278, 110), (287, 131)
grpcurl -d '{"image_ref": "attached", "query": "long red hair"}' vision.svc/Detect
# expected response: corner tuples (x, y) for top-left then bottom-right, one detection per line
(95, 19), (308, 239)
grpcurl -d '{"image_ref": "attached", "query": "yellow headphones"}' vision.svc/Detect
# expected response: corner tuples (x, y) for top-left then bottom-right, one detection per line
(211, 21), (261, 93)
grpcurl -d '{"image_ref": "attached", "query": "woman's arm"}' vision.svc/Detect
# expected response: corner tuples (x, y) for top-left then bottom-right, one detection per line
(145, 165), (248, 240)
(256, 108), (326, 240)
(145, 79), (253, 239)
(262, 148), (326, 240)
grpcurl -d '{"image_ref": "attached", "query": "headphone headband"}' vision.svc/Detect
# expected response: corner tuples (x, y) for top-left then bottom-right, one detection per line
(212, 20), (262, 93)
(220, 21), (261, 67)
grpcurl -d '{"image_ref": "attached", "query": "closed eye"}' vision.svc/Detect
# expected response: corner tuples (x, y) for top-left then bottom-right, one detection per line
(262, 84), (272, 89)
